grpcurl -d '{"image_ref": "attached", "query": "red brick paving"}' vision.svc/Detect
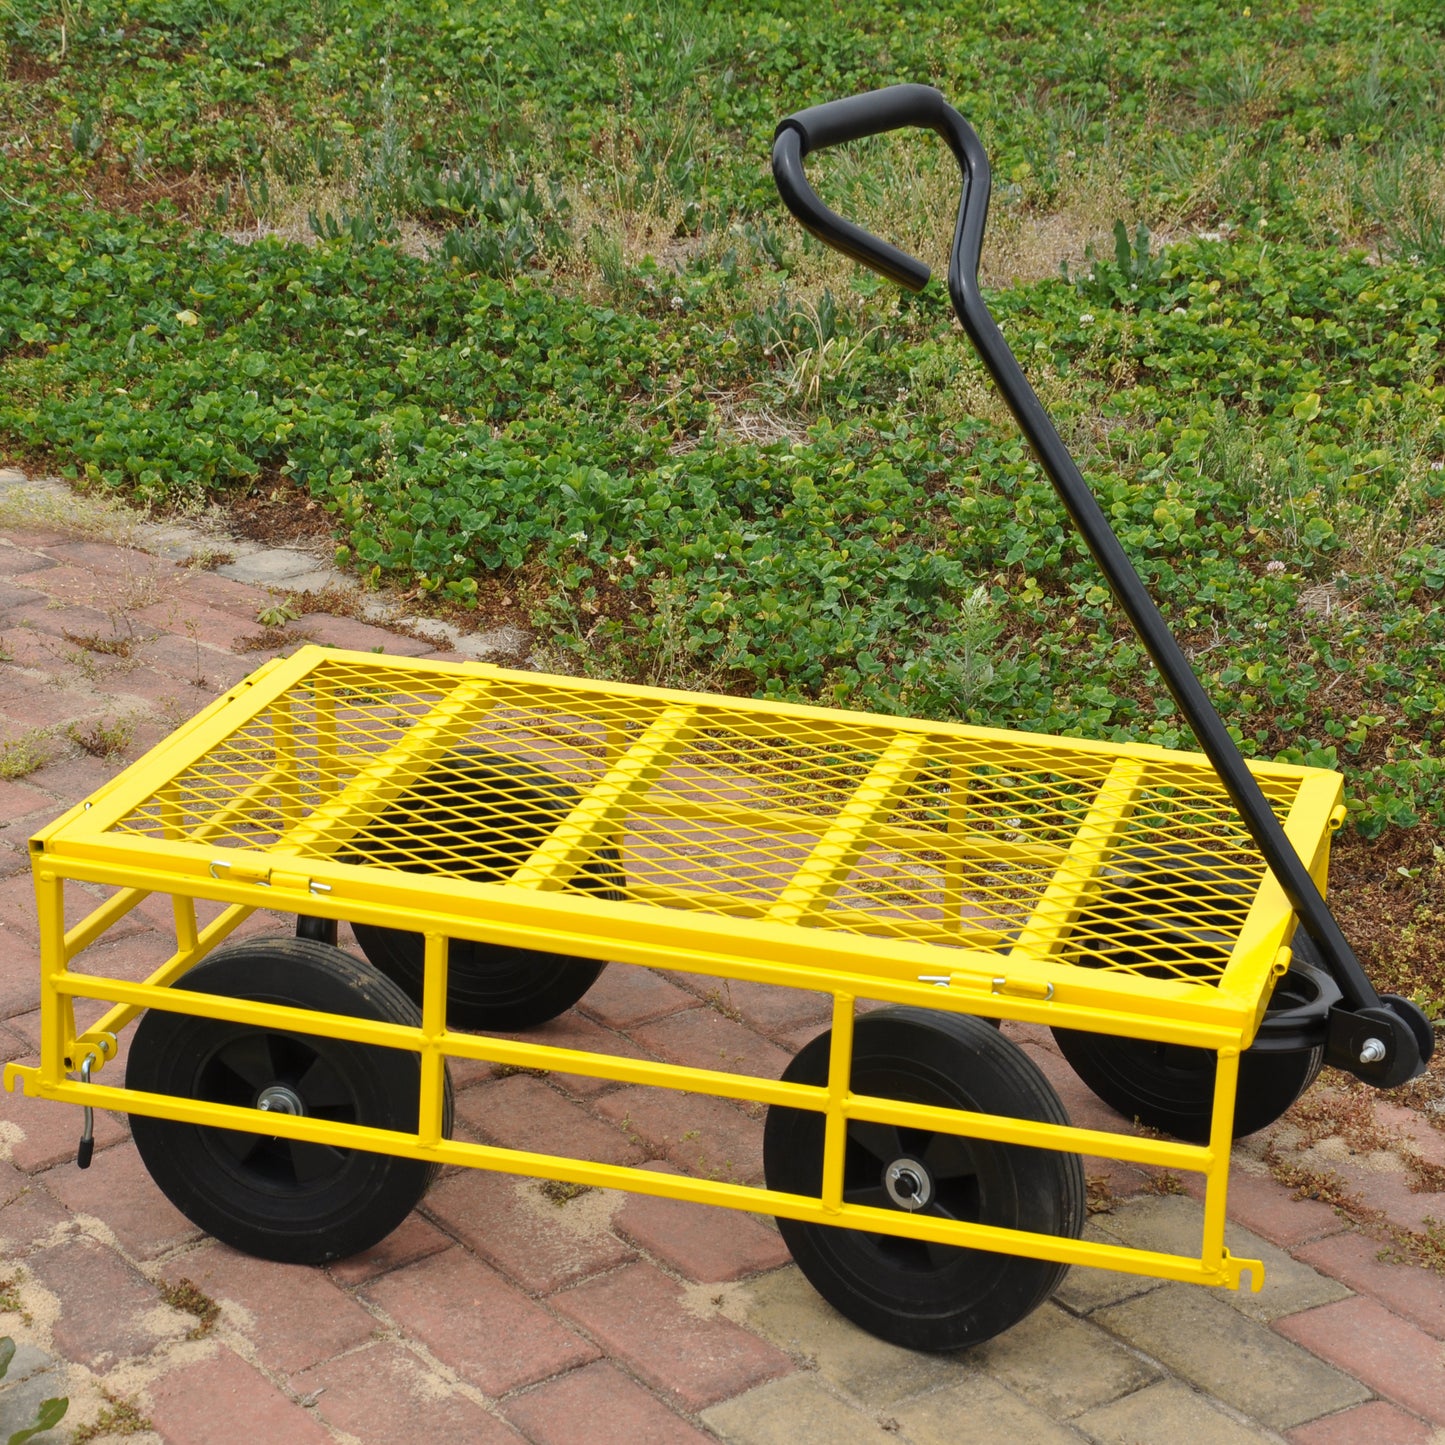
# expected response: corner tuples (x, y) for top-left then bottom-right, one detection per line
(612, 1164), (791, 1283)
(3, 1080), (131, 1173)
(1291, 1230), (1445, 1340)
(145, 1347), (337, 1445)
(64, 928), (176, 985)
(323, 1209), (455, 1287)
(656, 970), (832, 1038)
(3, 599), (116, 643)
(424, 1168), (636, 1294)
(593, 1086), (765, 1185)
(456, 1072), (649, 1167)
(578, 963), (700, 1029)
(130, 599), (259, 652)
(362, 1248), (600, 1395)
(0, 778), (51, 826)
(44, 1144), (201, 1260)
(0, 1020), (28, 1059)
(0, 943), (41, 1019)
(157, 1244), (379, 1377)
(552, 1261), (796, 1412)
(631, 1006), (794, 1082)
(0, 1163), (72, 1252)
(20, 750), (121, 799)
(491, 1010), (656, 1100)
(0, 626), (58, 670)
(0, 546), (57, 574)
(294, 1340), (524, 1443)
(293, 612), (438, 655)
(1201, 1164), (1353, 1249)
(1273, 1296), (1445, 1425)
(162, 569), (270, 616)
(27, 1235), (172, 1370)
(1286, 1399), (1436, 1445)
(502, 1360), (716, 1444)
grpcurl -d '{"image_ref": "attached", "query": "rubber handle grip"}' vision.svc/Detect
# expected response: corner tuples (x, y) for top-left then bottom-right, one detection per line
(772, 85), (956, 292)
(77, 1136), (94, 1170)
(776, 83), (953, 158)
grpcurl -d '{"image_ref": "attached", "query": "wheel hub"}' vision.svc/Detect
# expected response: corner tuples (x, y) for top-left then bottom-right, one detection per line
(255, 1084), (305, 1116)
(883, 1156), (933, 1212)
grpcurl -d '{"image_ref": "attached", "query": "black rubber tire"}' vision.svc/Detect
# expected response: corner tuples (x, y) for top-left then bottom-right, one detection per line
(127, 936), (453, 1264)
(345, 748), (623, 1030)
(1051, 855), (1325, 1141)
(349, 927), (609, 1033)
(764, 1007), (1085, 1352)
(1050, 1023), (1323, 1143)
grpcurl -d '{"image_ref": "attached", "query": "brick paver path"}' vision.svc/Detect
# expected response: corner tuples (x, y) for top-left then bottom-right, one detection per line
(1, 473), (1441, 1443)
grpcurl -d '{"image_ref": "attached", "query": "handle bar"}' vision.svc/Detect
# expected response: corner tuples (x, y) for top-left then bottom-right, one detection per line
(770, 86), (1431, 1085)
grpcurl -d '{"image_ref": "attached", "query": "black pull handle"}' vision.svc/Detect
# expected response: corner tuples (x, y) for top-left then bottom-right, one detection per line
(769, 87), (1424, 1080)
(773, 83), (977, 293)
(777, 83), (953, 155)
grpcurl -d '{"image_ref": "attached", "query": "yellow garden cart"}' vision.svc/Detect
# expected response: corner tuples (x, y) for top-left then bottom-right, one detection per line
(5, 86), (1432, 1352)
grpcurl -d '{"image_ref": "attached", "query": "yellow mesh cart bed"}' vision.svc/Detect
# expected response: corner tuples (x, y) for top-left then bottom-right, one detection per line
(6, 87), (1431, 1352)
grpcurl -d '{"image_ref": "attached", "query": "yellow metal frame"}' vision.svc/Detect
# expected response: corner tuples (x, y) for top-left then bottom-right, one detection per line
(5, 646), (1351, 1295)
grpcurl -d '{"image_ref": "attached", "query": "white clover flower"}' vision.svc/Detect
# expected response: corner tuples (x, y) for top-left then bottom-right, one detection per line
(671, 296), (685, 310)
(1079, 312), (1095, 325)
(1265, 560), (1286, 573)
(570, 531), (588, 544)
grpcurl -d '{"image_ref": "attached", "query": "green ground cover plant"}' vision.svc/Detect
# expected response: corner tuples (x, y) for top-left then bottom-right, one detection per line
(0, 1), (1441, 1005)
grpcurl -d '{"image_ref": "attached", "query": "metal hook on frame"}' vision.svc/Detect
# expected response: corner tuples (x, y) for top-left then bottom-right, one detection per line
(76, 1053), (97, 1170)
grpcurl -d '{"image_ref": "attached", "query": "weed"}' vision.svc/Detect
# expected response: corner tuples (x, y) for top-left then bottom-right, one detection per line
(158, 1277), (220, 1339)
(702, 987), (743, 1024)
(492, 1063), (548, 1079)
(71, 1390), (151, 1442)
(61, 629), (134, 658)
(67, 717), (134, 759)
(0, 1273), (30, 1323)
(537, 1179), (594, 1206)
(186, 547), (235, 571)
(0, 731), (47, 779)
(1143, 1171), (1187, 1196)
(235, 624), (300, 654)
(255, 597), (301, 629)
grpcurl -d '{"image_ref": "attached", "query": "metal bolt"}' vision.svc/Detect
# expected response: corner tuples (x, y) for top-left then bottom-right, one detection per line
(1359, 1038), (1387, 1064)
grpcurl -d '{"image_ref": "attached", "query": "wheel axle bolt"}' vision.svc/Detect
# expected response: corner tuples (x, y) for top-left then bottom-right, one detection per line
(1359, 1038), (1387, 1064)
(889, 1167), (918, 1197)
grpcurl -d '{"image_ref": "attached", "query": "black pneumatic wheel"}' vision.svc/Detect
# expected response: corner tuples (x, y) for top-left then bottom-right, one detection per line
(1050, 1019), (1323, 1143)
(764, 1007), (1085, 1352)
(127, 936), (453, 1264)
(350, 927), (610, 1033)
(346, 749), (623, 1030)
(1052, 874), (1329, 1141)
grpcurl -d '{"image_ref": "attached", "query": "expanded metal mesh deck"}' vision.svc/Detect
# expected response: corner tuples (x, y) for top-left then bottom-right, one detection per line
(94, 651), (1327, 992)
